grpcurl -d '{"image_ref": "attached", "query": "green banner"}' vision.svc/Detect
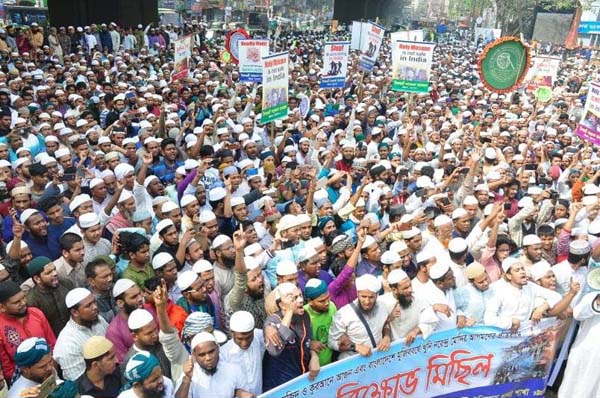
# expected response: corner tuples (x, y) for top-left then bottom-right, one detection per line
(392, 79), (429, 93)
(478, 37), (530, 94)
(261, 103), (288, 124)
(390, 41), (435, 94)
(261, 52), (289, 124)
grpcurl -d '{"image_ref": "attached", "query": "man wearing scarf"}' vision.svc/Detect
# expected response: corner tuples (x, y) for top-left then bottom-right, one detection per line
(120, 351), (174, 398)
(8, 337), (54, 398)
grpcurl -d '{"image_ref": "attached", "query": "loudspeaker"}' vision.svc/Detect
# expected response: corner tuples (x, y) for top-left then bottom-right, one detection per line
(48, 0), (158, 27)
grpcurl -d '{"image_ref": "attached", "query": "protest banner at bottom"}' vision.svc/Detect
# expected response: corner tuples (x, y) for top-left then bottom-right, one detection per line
(259, 319), (562, 398)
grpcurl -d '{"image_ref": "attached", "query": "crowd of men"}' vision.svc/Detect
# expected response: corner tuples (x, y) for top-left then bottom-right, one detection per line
(0, 17), (597, 398)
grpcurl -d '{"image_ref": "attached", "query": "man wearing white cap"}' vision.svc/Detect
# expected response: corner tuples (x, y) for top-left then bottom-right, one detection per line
(380, 269), (438, 344)
(484, 258), (574, 331)
(175, 332), (249, 398)
(220, 311), (265, 395)
(79, 212), (111, 265)
(328, 274), (392, 360)
(211, 234), (236, 296)
(552, 240), (589, 299)
(519, 234), (543, 272)
(428, 262), (470, 331)
(54, 288), (109, 380)
(356, 235), (382, 276)
(106, 279), (145, 363)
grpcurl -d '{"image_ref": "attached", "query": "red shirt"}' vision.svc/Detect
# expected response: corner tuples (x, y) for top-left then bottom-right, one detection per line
(0, 307), (56, 381)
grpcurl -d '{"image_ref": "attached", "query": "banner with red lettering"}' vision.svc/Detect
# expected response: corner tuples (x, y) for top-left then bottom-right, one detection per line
(358, 22), (385, 72)
(259, 319), (562, 398)
(173, 35), (192, 81)
(239, 39), (270, 83)
(391, 40), (435, 93)
(261, 52), (289, 124)
(320, 41), (350, 89)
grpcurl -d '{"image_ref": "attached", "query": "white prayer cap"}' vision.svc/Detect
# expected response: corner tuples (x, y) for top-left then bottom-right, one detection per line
(112, 278), (136, 298)
(161, 201), (179, 214)
(583, 184), (600, 195)
(501, 257), (520, 273)
(191, 332), (216, 349)
(20, 208), (39, 224)
(448, 237), (468, 253)
(208, 187), (226, 201)
(355, 274), (381, 293)
(117, 190), (133, 204)
(361, 235), (376, 249)
(143, 176), (158, 189)
(152, 252), (173, 270)
(54, 148), (70, 159)
(389, 240), (408, 253)
(518, 196), (534, 209)
(199, 210), (216, 223)
(98, 136), (111, 145)
(177, 270), (198, 291)
(298, 247), (318, 263)
(212, 235), (231, 250)
(387, 269), (409, 285)
(402, 227), (421, 240)
(522, 234), (541, 246)
(193, 259), (213, 274)
(244, 243), (263, 257)
(381, 250), (401, 265)
(6, 239), (27, 253)
(463, 195), (478, 206)
(69, 194), (92, 212)
(180, 194), (197, 208)
(276, 260), (297, 276)
(127, 309), (154, 330)
(530, 260), (551, 281)
(434, 215), (453, 228)
(156, 219), (174, 234)
(229, 311), (255, 333)
(79, 213), (100, 229)
(589, 220), (600, 235)
(527, 186), (543, 196)
(474, 184), (489, 192)
(65, 287), (92, 308)
(89, 178), (104, 189)
(305, 237), (324, 249)
(451, 208), (469, 220)
(429, 263), (450, 280)
(582, 195), (598, 207)
(114, 163), (134, 180)
(230, 197), (245, 207)
(416, 176), (434, 189)
(277, 214), (301, 232)
(415, 251), (433, 264)
(244, 256), (261, 271)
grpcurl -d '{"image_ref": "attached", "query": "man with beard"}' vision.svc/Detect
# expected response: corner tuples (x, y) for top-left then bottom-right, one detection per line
(18, 208), (61, 259)
(192, 260), (227, 333)
(303, 279), (336, 366)
(211, 234), (236, 296)
(225, 230), (268, 328)
(104, 187), (135, 238)
(381, 269), (438, 344)
(89, 177), (110, 215)
(176, 271), (215, 322)
(0, 281), (56, 383)
(8, 338), (55, 398)
(175, 332), (250, 398)
(519, 234), (543, 272)
(54, 288), (109, 380)
(78, 336), (122, 398)
(122, 309), (172, 382)
(26, 256), (74, 336)
(121, 351), (174, 398)
(106, 279), (145, 363)
(179, 194), (199, 234)
(335, 142), (354, 172)
(455, 262), (492, 324)
(328, 274), (392, 360)
(296, 137), (311, 165)
(428, 262), (471, 332)
(220, 311), (265, 395)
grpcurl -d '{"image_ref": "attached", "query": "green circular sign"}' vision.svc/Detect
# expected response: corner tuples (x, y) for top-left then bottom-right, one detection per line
(479, 38), (529, 92)
(535, 86), (552, 102)
(220, 51), (232, 63)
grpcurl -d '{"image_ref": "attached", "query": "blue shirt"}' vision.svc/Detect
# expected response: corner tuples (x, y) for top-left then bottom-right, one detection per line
(150, 159), (184, 185)
(24, 234), (62, 260)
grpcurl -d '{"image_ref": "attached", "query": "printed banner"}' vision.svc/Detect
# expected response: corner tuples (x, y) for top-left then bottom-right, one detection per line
(576, 81), (600, 145)
(261, 52), (289, 124)
(359, 22), (385, 72)
(173, 35), (192, 81)
(350, 21), (364, 50)
(320, 41), (350, 89)
(259, 319), (562, 398)
(525, 56), (561, 91)
(239, 39), (270, 82)
(391, 40), (435, 93)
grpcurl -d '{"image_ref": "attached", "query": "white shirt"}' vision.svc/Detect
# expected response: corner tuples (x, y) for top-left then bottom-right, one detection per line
(484, 279), (561, 329)
(118, 376), (174, 398)
(54, 318), (109, 380)
(220, 329), (265, 395)
(8, 376), (37, 398)
(176, 361), (245, 398)
(552, 260), (586, 303)
(379, 293), (438, 340)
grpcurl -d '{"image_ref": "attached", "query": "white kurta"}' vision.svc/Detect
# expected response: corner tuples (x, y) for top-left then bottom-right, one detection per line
(176, 361), (245, 398)
(558, 292), (600, 398)
(220, 329), (265, 395)
(379, 293), (438, 340)
(413, 278), (459, 332)
(484, 279), (561, 329)
(551, 260), (587, 304)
